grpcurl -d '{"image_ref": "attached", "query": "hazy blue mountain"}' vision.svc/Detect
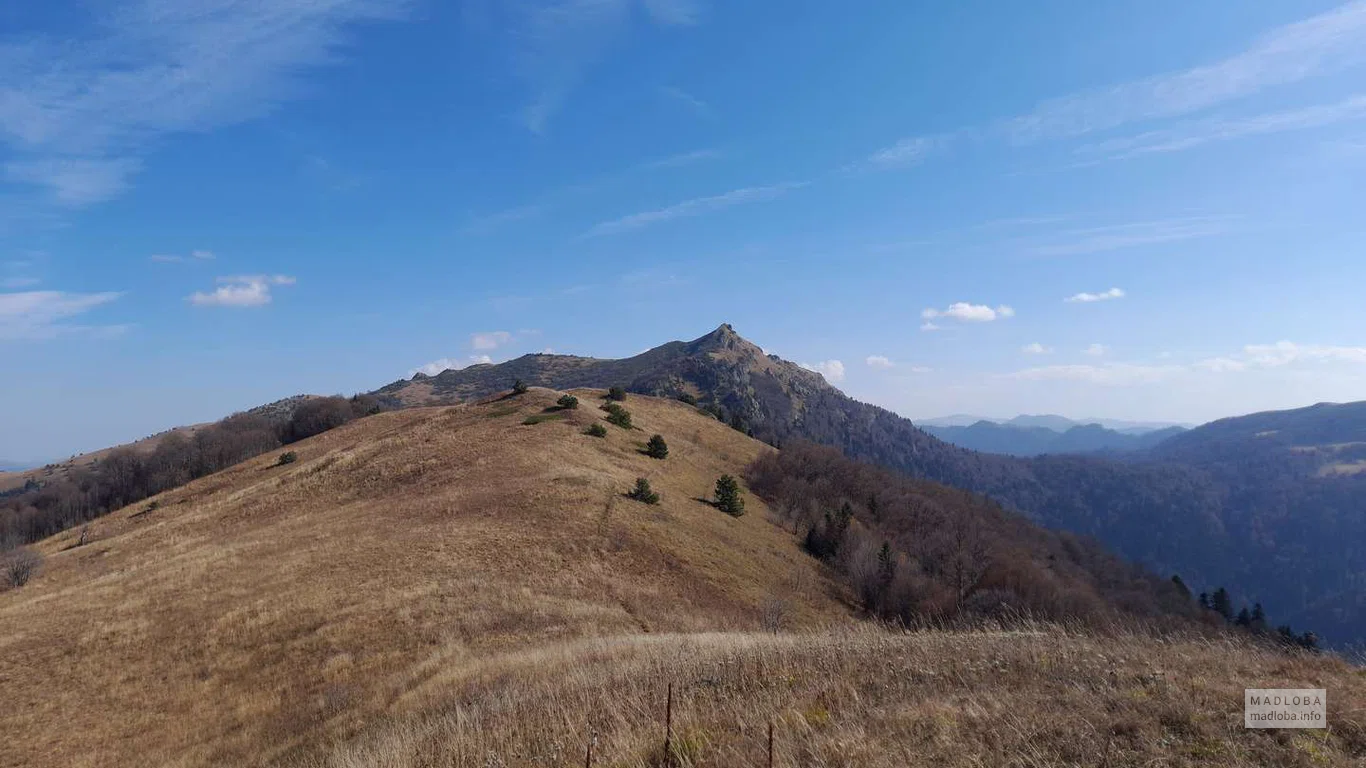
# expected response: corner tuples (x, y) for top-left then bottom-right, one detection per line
(920, 414), (1193, 435)
(924, 421), (1187, 457)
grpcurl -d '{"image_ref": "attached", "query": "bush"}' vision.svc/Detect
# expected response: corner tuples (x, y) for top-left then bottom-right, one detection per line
(645, 434), (669, 459)
(277, 451), (298, 466)
(557, 394), (579, 410)
(714, 474), (745, 516)
(606, 386), (627, 402)
(627, 477), (660, 505)
(602, 403), (633, 429)
(512, 380), (529, 396)
(585, 423), (608, 438)
(676, 392), (698, 406)
(3, 546), (41, 589)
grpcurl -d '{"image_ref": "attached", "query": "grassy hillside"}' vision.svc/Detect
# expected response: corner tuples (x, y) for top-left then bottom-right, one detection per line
(4, 387), (1364, 767)
(0, 389), (847, 767)
(307, 626), (1365, 768)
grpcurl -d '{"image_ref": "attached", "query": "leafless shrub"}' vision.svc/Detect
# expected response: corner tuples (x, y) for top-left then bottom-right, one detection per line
(4, 546), (42, 588)
(759, 594), (789, 634)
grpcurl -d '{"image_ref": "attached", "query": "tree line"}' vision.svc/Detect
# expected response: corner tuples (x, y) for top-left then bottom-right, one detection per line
(0, 395), (386, 548)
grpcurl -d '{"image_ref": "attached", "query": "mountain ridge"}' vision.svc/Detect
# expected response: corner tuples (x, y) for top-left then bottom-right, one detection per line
(375, 324), (1366, 645)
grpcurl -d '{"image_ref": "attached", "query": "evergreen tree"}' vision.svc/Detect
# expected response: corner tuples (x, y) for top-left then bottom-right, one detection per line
(877, 541), (896, 590)
(606, 386), (627, 402)
(714, 474), (745, 516)
(1236, 606), (1252, 627)
(512, 380), (529, 395)
(1211, 587), (1234, 621)
(1251, 603), (1267, 631)
(645, 434), (669, 459)
(627, 477), (660, 505)
(1170, 574), (1191, 599)
(556, 394), (579, 410)
(1198, 592), (1210, 610)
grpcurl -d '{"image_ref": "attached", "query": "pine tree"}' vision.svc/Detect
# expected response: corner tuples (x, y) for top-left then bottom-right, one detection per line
(1251, 602), (1267, 631)
(512, 380), (529, 395)
(877, 541), (896, 591)
(627, 477), (660, 505)
(606, 386), (627, 402)
(1198, 592), (1210, 610)
(1236, 606), (1252, 627)
(557, 394), (579, 410)
(1170, 574), (1191, 599)
(1211, 587), (1234, 621)
(714, 474), (745, 516)
(645, 434), (669, 459)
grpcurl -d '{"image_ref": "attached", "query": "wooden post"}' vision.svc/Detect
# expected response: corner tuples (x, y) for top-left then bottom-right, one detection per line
(767, 720), (774, 768)
(664, 681), (674, 764)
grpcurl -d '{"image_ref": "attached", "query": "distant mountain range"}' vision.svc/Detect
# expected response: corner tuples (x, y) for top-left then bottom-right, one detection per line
(375, 324), (1366, 646)
(922, 421), (1188, 457)
(917, 413), (1193, 434)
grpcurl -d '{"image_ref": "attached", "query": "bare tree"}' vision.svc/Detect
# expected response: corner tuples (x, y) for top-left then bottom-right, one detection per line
(4, 547), (42, 589)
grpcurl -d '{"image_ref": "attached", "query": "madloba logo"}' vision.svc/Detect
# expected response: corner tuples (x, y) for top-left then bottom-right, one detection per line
(1245, 688), (1327, 729)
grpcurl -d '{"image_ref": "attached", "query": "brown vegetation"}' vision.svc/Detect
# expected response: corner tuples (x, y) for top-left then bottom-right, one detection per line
(303, 625), (1366, 768)
(0, 389), (843, 766)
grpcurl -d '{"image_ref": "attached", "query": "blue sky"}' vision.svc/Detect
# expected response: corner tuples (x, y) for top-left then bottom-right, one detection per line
(3, 0), (1366, 461)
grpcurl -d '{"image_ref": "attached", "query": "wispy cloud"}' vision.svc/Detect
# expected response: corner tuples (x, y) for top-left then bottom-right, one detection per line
(1028, 216), (1234, 256)
(1084, 94), (1366, 159)
(1065, 287), (1126, 303)
(1010, 340), (1366, 385)
(801, 359), (846, 383)
(0, 0), (408, 206)
(409, 354), (494, 377)
(1008, 1), (1366, 142)
(865, 355), (895, 369)
(863, 135), (945, 170)
(661, 86), (714, 119)
(1021, 343), (1053, 355)
(188, 275), (296, 308)
(490, 0), (703, 133)
(462, 204), (549, 235)
(150, 249), (216, 264)
(471, 331), (514, 351)
(1084, 343), (1109, 357)
(922, 302), (1015, 324)
(0, 289), (123, 340)
(1198, 341), (1366, 371)
(641, 148), (723, 170)
(585, 181), (808, 236)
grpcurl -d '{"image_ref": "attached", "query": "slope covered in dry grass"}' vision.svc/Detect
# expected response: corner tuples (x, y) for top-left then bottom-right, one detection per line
(308, 624), (1366, 768)
(3, 387), (1364, 767)
(0, 389), (847, 767)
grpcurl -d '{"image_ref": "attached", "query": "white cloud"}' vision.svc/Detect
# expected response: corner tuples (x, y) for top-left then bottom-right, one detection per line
(920, 322), (942, 332)
(922, 302), (1015, 323)
(0, 0), (407, 206)
(660, 87), (714, 119)
(0, 289), (122, 340)
(1029, 217), (1233, 256)
(1, 277), (40, 289)
(586, 181), (808, 236)
(188, 275), (295, 308)
(641, 148), (722, 169)
(1084, 94), (1366, 159)
(409, 354), (494, 377)
(800, 359), (846, 383)
(865, 355), (895, 369)
(1084, 343), (1109, 357)
(1065, 288), (1126, 303)
(1216, 341), (1366, 369)
(907, 366), (932, 374)
(1008, 362), (1180, 386)
(1021, 343), (1053, 355)
(865, 135), (942, 170)
(471, 331), (514, 350)
(1008, 1), (1366, 142)
(151, 249), (216, 264)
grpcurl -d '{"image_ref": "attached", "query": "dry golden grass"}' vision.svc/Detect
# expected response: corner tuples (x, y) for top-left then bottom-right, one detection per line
(304, 623), (1366, 768)
(0, 389), (847, 767)
(4, 388), (1364, 767)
